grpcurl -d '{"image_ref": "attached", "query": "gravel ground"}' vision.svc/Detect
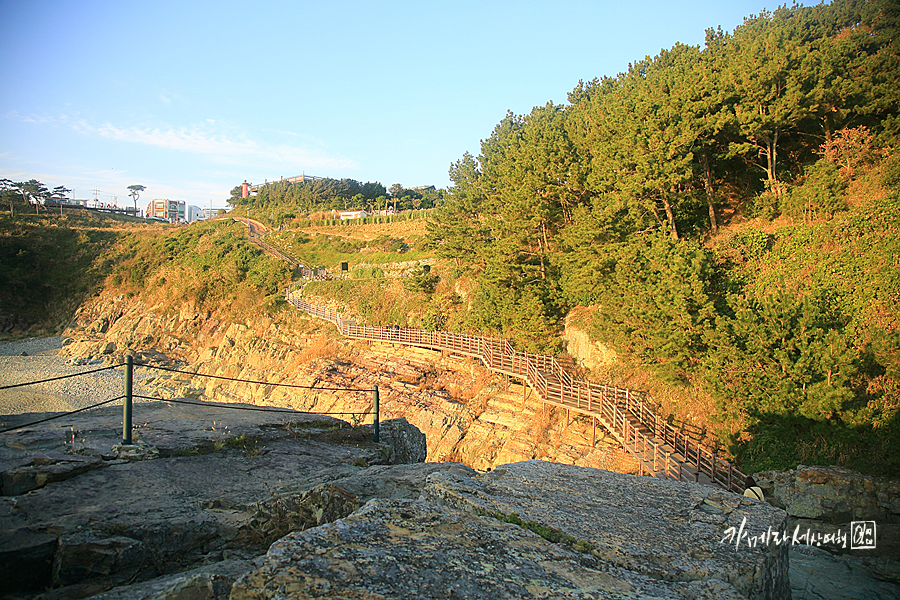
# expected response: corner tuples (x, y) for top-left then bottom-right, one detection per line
(0, 337), (155, 417)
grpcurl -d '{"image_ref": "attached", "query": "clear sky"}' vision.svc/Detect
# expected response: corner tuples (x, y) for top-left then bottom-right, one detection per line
(1, 0), (788, 209)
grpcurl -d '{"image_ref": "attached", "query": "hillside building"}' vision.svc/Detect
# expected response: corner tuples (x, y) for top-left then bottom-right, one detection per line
(334, 209), (369, 220)
(146, 199), (185, 223)
(187, 205), (204, 222)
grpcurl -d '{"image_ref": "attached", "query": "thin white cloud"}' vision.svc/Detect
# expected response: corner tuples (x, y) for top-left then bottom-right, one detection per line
(6, 111), (57, 124)
(156, 88), (184, 106)
(71, 119), (356, 171)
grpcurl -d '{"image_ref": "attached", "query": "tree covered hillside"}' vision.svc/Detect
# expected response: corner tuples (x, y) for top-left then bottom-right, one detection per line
(227, 177), (444, 228)
(426, 0), (900, 477)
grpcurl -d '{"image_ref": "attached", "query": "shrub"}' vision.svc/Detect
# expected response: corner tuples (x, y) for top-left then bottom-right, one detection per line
(782, 160), (847, 221)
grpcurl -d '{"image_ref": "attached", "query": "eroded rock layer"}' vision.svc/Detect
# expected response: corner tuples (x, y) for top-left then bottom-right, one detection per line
(58, 291), (637, 474)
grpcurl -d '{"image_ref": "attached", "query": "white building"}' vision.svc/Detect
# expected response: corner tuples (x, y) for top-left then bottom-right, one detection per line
(187, 205), (204, 222)
(200, 207), (224, 220)
(334, 209), (369, 220)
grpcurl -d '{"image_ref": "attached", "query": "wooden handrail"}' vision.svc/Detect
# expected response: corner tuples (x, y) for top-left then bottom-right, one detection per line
(285, 285), (747, 493)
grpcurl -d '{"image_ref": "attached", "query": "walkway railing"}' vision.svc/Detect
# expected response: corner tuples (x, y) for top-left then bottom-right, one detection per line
(287, 286), (747, 493)
(0, 359), (382, 443)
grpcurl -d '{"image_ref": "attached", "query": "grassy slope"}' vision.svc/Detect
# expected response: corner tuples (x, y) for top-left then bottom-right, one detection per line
(0, 210), (170, 338)
(106, 218), (293, 319)
(262, 217), (430, 269)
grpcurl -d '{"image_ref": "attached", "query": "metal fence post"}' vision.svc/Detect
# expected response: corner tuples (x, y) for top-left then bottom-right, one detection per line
(373, 384), (380, 443)
(123, 355), (133, 445)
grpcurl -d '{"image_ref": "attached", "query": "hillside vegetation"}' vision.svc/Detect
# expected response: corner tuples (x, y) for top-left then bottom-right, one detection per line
(0, 211), (167, 337)
(419, 0), (900, 477)
(227, 177), (444, 228)
(2, 0), (897, 480)
(105, 218), (292, 318)
(0, 213), (294, 337)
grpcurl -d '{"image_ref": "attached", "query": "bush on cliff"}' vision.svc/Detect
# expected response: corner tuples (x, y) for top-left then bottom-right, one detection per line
(107, 219), (292, 317)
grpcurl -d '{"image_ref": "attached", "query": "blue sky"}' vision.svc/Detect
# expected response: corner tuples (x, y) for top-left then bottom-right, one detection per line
(2, 0), (786, 209)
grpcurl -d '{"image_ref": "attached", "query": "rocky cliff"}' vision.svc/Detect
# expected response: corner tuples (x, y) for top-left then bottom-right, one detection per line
(1, 401), (790, 600)
(3, 291), (899, 598)
(58, 291), (637, 475)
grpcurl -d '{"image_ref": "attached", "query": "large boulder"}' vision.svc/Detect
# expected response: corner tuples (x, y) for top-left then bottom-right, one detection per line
(232, 498), (748, 600)
(424, 460), (789, 599)
(754, 465), (900, 523)
(373, 416), (427, 464)
(235, 460), (791, 600)
(755, 465), (900, 561)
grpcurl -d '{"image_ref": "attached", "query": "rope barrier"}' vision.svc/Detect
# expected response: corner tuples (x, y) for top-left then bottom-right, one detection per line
(133, 395), (371, 416)
(0, 364), (121, 390)
(0, 395), (125, 434)
(142, 364), (369, 392)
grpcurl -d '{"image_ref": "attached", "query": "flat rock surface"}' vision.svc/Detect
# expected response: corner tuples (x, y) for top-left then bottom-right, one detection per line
(232, 498), (747, 600)
(423, 460), (789, 599)
(0, 400), (426, 598)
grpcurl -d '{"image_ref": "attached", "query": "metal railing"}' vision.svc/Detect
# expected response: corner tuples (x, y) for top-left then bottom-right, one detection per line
(286, 285), (747, 493)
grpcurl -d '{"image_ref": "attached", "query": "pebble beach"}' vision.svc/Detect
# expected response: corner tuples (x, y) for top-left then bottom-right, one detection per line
(0, 337), (153, 417)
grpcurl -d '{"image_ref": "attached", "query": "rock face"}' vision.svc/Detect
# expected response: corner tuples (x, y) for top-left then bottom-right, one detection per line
(234, 460), (789, 600)
(58, 291), (637, 475)
(755, 465), (900, 523)
(755, 465), (900, 562)
(425, 461), (789, 599)
(24, 293), (893, 598)
(563, 310), (619, 372)
(233, 499), (748, 600)
(1, 399), (795, 600)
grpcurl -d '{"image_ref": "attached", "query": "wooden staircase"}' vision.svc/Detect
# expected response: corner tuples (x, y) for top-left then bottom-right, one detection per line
(285, 287), (746, 494)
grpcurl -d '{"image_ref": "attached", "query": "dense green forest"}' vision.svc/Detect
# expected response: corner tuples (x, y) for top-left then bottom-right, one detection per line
(424, 0), (900, 477)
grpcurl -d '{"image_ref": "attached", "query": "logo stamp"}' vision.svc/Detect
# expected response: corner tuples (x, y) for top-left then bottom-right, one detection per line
(850, 521), (877, 550)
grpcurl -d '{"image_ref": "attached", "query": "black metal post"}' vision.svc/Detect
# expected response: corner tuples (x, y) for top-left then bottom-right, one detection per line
(123, 355), (133, 445)
(373, 384), (380, 443)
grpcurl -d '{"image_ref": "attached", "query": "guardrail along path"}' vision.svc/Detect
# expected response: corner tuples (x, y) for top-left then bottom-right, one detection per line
(286, 288), (747, 493)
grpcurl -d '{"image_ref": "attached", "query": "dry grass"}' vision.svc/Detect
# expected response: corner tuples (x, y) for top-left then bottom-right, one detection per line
(527, 404), (559, 449)
(300, 219), (426, 242)
(296, 334), (341, 364)
(583, 360), (731, 448)
(446, 369), (495, 403)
